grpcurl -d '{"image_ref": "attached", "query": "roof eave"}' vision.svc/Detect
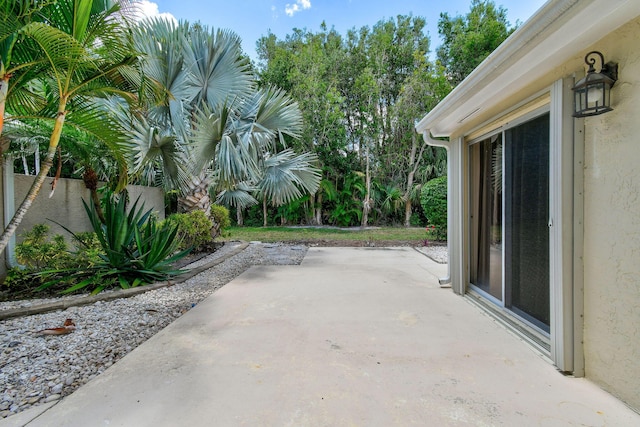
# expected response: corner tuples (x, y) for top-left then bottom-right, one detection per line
(416, 0), (640, 138)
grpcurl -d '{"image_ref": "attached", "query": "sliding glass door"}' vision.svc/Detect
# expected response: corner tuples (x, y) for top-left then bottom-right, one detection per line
(470, 113), (550, 333)
(470, 135), (503, 302)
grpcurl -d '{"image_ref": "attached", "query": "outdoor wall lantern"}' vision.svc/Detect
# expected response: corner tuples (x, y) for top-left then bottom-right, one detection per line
(572, 51), (618, 117)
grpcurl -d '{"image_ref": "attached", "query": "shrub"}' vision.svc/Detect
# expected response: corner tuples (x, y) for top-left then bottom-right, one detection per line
(210, 205), (231, 238)
(15, 224), (72, 270)
(3, 226), (104, 298)
(420, 176), (447, 240)
(164, 210), (214, 252)
(70, 232), (104, 268)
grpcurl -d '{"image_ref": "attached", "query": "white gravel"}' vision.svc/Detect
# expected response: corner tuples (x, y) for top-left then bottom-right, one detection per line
(415, 244), (448, 264)
(0, 242), (307, 419)
(0, 242), (446, 419)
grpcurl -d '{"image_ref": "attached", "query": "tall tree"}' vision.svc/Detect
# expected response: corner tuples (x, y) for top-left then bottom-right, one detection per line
(0, 0), (139, 255)
(258, 16), (435, 227)
(344, 15), (431, 226)
(258, 24), (352, 225)
(130, 19), (320, 223)
(393, 58), (450, 226)
(437, 0), (515, 86)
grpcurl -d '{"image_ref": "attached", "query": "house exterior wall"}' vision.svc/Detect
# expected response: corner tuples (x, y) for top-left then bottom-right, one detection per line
(580, 19), (640, 410)
(416, 0), (640, 410)
(439, 16), (640, 412)
(12, 175), (165, 244)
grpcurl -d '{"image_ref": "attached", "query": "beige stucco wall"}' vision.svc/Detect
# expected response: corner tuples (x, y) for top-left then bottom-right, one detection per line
(12, 175), (165, 244)
(447, 16), (640, 411)
(580, 18), (640, 410)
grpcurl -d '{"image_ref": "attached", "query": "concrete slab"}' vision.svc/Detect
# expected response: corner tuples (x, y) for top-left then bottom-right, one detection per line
(0, 403), (58, 427)
(9, 247), (639, 426)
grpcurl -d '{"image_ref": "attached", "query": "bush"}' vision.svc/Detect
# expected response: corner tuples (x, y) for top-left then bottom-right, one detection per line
(420, 176), (447, 240)
(164, 210), (215, 252)
(210, 205), (231, 238)
(15, 224), (72, 270)
(3, 225), (104, 298)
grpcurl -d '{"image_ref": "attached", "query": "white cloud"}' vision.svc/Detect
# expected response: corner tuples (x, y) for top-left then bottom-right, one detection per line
(285, 0), (311, 17)
(133, 0), (177, 24)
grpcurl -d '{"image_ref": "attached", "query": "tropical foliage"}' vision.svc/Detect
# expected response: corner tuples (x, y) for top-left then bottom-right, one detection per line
(0, 0), (140, 253)
(35, 190), (189, 294)
(420, 176), (448, 240)
(0, 0), (517, 296)
(127, 18), (321, 228)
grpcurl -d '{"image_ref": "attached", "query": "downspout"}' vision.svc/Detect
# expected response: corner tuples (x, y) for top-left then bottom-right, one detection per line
(422, 131), (453, 287)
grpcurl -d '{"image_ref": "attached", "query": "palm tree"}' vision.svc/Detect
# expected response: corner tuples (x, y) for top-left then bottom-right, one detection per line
(256, 149), (321, 227)
(0, 0), (50, 139)
(129, 19), (253, 214)
(0, 0), (140, 254)
(130, 19), (320, 226)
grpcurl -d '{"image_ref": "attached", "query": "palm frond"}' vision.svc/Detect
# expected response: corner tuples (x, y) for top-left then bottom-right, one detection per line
(215, 183), (259, 210)
(20, 21), (96, 91)
(258, 149), (321, 206)
(128, 115), (192, 191)
(251, 86), (303, 139)
(182, 25), (253, 110)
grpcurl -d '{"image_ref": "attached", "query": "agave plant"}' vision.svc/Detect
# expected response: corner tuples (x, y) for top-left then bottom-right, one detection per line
(37, 190), (190, 294)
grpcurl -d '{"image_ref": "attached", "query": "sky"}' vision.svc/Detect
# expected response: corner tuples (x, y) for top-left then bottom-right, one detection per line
(138, 0), (548, 62)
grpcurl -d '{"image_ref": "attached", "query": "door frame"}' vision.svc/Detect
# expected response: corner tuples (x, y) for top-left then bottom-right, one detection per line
(459, 78), (582, 373)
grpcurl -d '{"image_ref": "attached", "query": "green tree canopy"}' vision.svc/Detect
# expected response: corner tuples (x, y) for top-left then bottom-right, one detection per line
(437, 0), (515, 86)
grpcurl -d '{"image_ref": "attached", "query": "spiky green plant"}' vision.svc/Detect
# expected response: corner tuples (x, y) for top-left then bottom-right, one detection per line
(37, 191), (190, 294)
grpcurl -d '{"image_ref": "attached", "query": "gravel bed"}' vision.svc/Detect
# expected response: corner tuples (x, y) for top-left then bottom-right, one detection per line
(415, 244), (448, 264)
(0, 242), (307, 419)
(0, 242), (446, 419)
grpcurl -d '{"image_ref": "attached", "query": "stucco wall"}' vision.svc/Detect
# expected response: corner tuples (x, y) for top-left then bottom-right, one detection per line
(581, 18), (640, 410)
(12, 175), (165, 244)
(0, 165), (5, 278)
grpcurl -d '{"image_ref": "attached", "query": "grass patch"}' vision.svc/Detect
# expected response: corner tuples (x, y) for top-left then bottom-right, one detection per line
(221, 226), (438, 245)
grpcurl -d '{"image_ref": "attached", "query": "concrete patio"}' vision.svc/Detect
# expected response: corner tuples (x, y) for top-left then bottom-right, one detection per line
(4, 247), (639, 426)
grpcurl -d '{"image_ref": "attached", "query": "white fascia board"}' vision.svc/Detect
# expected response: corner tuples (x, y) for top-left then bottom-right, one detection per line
(416, 0), (640, 138)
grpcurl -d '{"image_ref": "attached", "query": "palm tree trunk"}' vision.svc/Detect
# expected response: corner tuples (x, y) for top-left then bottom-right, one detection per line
(0, 105), (67, 254)
(83, 167), (106, 224)
(262, 196), (268, 227)
(236, 207), (244, 226)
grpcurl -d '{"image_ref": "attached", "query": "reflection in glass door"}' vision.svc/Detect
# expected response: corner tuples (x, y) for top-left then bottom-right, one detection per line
(470, 135), (503, 302)
(470, 113), (550, 333)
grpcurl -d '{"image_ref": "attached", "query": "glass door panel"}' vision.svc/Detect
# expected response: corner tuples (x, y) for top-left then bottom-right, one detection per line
(504, 114), (550, 332)
(470, 135), (503, 301)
